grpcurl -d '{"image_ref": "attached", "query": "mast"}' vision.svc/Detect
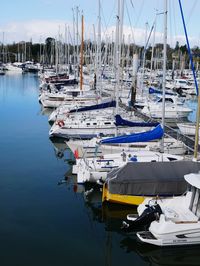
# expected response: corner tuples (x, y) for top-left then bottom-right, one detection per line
(76, 6), (79, 78)
(97, 0), (101, 95)
(141, 22), (148, 96)
(160, 0), (167, 153)
(115, 0), (121, 117)
(93, 24), (97, 82)
(178, 0), (199, 160)
(149, 15), (157, 85)
(64, 24), (67, 69)
(80, 14), (84, 91)
(67, 26), (70, 75)
(130, 54), (138, 106)
(72, 8), (76, 79)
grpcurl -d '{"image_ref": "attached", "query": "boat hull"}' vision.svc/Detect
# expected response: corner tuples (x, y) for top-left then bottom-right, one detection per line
(102, 185), (146, 206)
(137, 230), (200, 246)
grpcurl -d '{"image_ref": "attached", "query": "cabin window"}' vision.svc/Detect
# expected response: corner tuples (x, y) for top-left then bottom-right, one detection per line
(86, 123), (90, 126)
(158, 98), (173, 103)
(166, 98), (173, 103)
(166, 157), (177, 161)
(93, 123), (97, 125)
(72, 92), (78, 97)
(104, 122), (111, 125)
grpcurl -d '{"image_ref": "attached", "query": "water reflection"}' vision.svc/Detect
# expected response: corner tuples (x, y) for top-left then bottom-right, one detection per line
(73, 182), (200, 266)
(120, 237), (200, 266)
(39, 104), (53, 117)
(49, 137), (75, 162)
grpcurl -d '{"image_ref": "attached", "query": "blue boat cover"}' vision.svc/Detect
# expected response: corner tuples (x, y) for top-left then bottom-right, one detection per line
(115, 114), (159, 127)
(149, 87), (174, 95)
(69, 100), (116, 113)
(100, 124), (163, 144)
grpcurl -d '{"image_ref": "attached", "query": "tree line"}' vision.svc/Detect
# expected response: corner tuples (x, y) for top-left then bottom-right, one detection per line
(1, 38), (200, 69)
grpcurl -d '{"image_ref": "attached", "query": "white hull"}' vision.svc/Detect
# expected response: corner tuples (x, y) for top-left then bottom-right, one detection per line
(67, 137), (186, 158)
(137, 230), (200, 246)
(177, 123), (197, 135)
(41, 96), (98, 108)
(136, 172), (200, 246)
(142, 107), (192, 119)
(49, 123), (151, 139)
(74, 151), (183, 183)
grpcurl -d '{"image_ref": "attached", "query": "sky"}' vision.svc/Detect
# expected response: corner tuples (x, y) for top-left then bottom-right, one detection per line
(0, 0), (200, 47)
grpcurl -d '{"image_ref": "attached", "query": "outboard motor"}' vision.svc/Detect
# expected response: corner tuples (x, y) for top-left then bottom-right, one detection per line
(121, 203), (162, 232)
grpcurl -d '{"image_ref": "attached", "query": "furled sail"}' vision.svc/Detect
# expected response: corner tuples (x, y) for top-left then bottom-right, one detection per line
(69, 100), (116, 113)
(100, 124), (163, 144)
(115, 114), (159, 127)
(149, 87), (174, 95)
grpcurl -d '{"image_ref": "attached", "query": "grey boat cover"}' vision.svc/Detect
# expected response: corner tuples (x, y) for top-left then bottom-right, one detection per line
(105, 161), (200, 196)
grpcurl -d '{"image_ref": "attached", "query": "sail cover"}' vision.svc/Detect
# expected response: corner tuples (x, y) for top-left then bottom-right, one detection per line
(149, 87), (174, 95)
(100, 124), (163, 144)
(105, 161), (200, 196)
(69, 100), (116, 113)
(115, 114), (159, 127)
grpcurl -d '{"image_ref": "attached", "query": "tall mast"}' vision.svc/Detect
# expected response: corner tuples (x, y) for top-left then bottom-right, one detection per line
(93, 24), (97, 78)
(141, 22), (148, 96)
(67, 26), (70, 75)
(64, 24), (67, 69)
(97, 0), (101, 95)
(149, 14), (157, 85)
(116, 0), (124, 114)
(115, 0), (121, 117)
(80, 14), (84, 91)
(76, 6), (79, 78)
(72, 8), (76, 79)
(160, 0), (168, 153)
(178, 0), (199, 159)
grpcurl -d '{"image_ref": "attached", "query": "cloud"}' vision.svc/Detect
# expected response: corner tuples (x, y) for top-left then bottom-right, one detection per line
(0, 19), (73, 43)
(0, 19), (198, 48)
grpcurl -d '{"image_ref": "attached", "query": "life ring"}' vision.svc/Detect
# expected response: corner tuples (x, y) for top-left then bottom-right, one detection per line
(58, 120), (65, 127)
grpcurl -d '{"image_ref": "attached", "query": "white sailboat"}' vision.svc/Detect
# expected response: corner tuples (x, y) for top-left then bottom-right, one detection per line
(74, 150), (183, 183)
(66, 135), (186, 159)
(135, 0), (200, 247)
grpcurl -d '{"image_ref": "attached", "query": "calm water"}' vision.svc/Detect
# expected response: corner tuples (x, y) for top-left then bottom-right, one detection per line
(0, 73), (199, 266)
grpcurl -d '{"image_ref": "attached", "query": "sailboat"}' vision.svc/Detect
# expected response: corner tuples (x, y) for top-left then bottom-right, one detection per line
(135, 0), (200, 246)
(101, 0), (190, 205)
(49, 2), (159, 140)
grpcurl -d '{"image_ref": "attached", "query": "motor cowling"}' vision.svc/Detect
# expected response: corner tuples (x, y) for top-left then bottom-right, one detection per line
(121, 203), (162, 232)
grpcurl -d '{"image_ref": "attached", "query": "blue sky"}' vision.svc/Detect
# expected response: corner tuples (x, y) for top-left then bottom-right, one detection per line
(0, 0), (199, 47)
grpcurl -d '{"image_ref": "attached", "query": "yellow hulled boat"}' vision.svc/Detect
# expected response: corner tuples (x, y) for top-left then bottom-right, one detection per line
(102, 161), (200, 206)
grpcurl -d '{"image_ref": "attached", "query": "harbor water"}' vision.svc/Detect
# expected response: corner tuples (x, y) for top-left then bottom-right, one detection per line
(0, 73), (200, 266)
